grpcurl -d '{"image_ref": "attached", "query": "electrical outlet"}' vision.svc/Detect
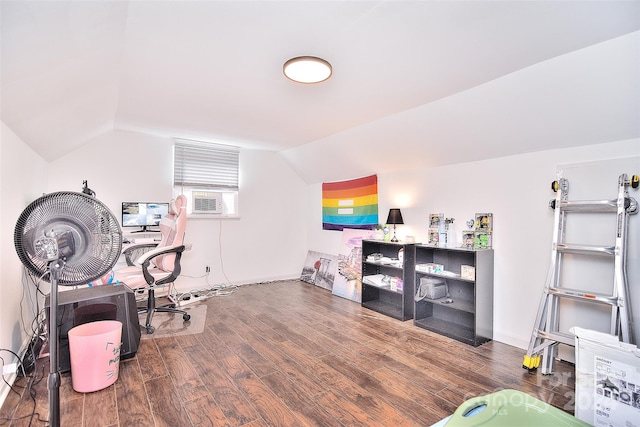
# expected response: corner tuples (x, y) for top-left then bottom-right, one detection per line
(3, 363), (17, 375)
(205, 265), (210, 273)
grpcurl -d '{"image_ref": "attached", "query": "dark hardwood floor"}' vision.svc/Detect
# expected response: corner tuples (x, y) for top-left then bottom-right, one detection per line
(0, 280), (576, 426)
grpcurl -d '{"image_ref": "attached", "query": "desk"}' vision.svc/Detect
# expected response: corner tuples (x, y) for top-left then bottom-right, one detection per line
(122, 230), (161, 244)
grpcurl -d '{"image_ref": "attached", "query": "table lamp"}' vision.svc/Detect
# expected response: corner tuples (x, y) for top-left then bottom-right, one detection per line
(386, 208), (404, 242)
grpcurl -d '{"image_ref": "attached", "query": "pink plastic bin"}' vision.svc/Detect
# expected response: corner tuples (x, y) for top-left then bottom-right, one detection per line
(68, 320), (123, 393)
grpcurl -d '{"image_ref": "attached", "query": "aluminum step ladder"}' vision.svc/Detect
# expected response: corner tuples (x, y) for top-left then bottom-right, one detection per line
(523, 173), (639, 374)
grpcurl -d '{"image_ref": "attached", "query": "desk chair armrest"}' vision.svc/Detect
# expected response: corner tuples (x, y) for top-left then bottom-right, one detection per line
(123, 243), (158, 266)
(135, 243), (184, 264)
(140, 245), (186, 286)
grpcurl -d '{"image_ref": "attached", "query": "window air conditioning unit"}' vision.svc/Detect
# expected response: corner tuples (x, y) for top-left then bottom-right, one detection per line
(192, 191), (223, 214)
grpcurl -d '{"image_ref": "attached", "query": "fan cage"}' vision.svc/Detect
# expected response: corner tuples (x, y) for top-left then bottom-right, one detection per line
(15, 191), (122, 286)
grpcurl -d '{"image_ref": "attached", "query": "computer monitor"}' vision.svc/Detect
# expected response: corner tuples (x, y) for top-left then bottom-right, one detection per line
(121, 201), (169, 232)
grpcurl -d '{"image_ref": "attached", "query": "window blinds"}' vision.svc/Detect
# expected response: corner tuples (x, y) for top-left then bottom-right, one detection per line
(174, 140), (239, 189)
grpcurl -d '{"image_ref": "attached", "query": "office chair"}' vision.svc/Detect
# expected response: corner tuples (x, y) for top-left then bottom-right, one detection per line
(114, 195), (190, 333)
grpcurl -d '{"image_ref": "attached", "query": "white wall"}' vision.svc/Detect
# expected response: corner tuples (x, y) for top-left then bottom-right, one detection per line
(306, 139), (640, 349)
(0, 121), (48, 406)
(46, 130), (309, 290)
(180, 148), (309, 287)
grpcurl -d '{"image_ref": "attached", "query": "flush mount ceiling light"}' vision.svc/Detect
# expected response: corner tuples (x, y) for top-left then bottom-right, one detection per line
(283, 56), (332, 83)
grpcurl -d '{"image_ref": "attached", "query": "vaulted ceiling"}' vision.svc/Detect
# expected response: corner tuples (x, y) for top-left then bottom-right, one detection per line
(2, 1), (639, 183)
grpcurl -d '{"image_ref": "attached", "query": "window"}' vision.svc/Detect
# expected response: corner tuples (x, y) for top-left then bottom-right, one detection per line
(173, 139), (239, 217)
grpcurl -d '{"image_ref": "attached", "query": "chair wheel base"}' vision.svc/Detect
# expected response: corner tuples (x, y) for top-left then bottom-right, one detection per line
(146, 325), (155, 334)
(183, 314), (191, 321)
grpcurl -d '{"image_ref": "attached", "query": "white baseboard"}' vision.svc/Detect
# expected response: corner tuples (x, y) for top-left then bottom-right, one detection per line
(492, 331), (529, 351)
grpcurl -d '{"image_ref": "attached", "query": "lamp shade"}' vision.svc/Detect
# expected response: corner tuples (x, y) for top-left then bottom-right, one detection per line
(386, 208), (404, 225)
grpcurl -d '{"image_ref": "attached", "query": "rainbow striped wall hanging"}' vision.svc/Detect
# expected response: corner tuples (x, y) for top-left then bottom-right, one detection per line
(322, 174), (378, 231)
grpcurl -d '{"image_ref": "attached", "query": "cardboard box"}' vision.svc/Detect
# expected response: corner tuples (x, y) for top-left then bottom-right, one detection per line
(474, 230), (492, 249)
(415, 263), (444, 274)
(572, 327), (640, 427)
(461, 265), (475, 280)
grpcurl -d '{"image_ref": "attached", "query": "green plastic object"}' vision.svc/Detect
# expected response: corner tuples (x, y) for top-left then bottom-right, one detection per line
(445, 389), (591, 426)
